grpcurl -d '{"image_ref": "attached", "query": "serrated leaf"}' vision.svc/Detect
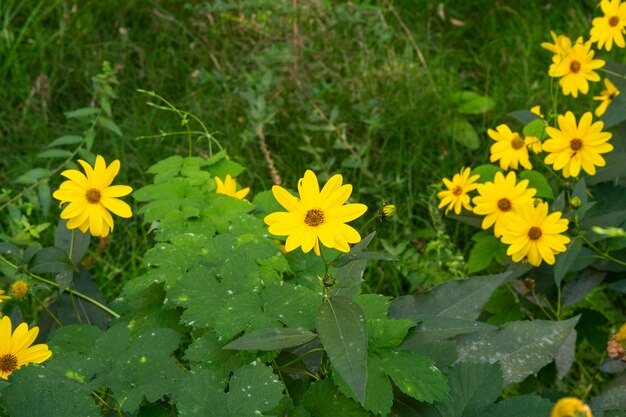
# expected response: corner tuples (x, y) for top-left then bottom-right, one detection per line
(436, 362), (502, 417)
(97, 116), (123, 136)
(64, 107), (99, 118)
(389, 272), (510, 321)
(518, 170), (554, 199)
(456, 316), (579, 385)
(480, 395), (552, 417)
(14, 168), (50, 184)
(383, 351), (449, 404)
(48, 135), (83, 147)
(224, 327), (317, 351)
(29, 247), (74, 274)
(36, 149), (73, 159)
(316, 297), (368, 404)
(175, 367), (227, 417)
(467, 233), (507, 273)
(301, 379), (369, 417)
(554, 238), (584, 285)
(226, 363), (284, 416)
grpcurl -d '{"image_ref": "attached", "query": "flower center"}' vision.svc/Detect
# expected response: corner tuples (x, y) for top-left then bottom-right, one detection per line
(569, 60), (581, 73)
(497, 198), (512, 211)
(609, 15), (620, 27)
(304, 209), (325, 227)
(85, 188), (102, 204)
(0, 354), (18, 374)
(452, 186), (463, 196)
(511, 134), (525, 150)
(528, 226), (542, 240)
(11, 281), (28, 298)
(570, 138), (583, 151)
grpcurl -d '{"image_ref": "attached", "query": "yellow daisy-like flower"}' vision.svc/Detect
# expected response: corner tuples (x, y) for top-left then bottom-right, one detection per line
(10, 281), (28, 299)
(500, 202), (570, 267)
(472, 171), (537, 238)
(488, 124), (532, 170)
(214, 175), (250, 200)
(594, 78), (620, 117)
(530, 105), (544, 118)
(0, 316), (52, 379)
(52, 155), (132, 237)
(541, 32), (578, 56)
(548, 40), (605, 98)
(264, 170), (367, 256)
(550, 397), (592, 417)
(590, 0), (626, 51)
(544, 111), (613, 177)
(379, 202), (396, 220)
(437, 167), (480, 215)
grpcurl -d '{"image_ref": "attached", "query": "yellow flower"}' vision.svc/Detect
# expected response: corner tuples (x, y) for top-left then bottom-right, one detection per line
(10, 281), (28, 299)
(544, 111), (613, 177)
(500, 202), (570, 267)
(0, 316), (52, 379)
(594, 78), (620, 117)
(379, 202), (396, 220)
(530, 105), (544, 118)
(437, 167), (479, 215)
(590, 0), (626, 51)
(264, 170), (367, 255)
(472, 171), (537, 237)
(551, 397), (592, 417)
(488, 124), (532, 170)
(214, 175), (250, 200)
(541, 32), (578, 56)
(0, 291), (9, 303)
(616, 322), (626, 343)
(548, 40), (605, 98)
(52, 155), (132, 237)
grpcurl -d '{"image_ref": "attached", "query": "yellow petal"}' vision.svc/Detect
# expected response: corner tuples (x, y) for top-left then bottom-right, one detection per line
(272, 186), (303, 214)
(326, 203), (367, 223)
(101, 197), (132, 218)
(60, 169), (88, 188)
(102, 185), (133, 198)
(102, 159), (121, 188)
(298, 170), (320, 208)
(0, 317), (13, 355)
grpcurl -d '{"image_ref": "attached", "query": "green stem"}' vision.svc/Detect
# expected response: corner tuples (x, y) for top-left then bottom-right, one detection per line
(272, 359), (291, 399)
(30, 292), (63, 328)
(276, 348), (325, 370)
(574, 217), (626, 267)
(0, 255), (120, 319)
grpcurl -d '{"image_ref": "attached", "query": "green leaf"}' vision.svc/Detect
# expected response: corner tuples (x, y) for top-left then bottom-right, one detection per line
(48, 135), (83, 147)
(332, 232), (377, 298)
(470, 164), (501, 184)
(316, 297), (368, 404)
(554, 238), (584, 285)
(64, 107), (99, 118)
(226, 362), (284, 416)
(0, 242), (21, 262)
(97, 116), (123, 136)
(402, 317), (496, 345)
(467, 232), (507, 273)
(54, 219), (91, 264)
(522, 118), (546, 140)
(383, 351), (448, 404)
(452, 91), (496, 114)
(224, 327), (317, 351)
(436, 362), (502, 417)
(14, 168), (50, 184)
(587, 152), (626, 185)
(456, 316), (579, 385)
(479, 395), (552, 417)
(301, 379), (369, 417)
(590, 385), (626, 413)
(29, 247), (74, 274)
(36, 149), (73, 159)
(509, 110), (540, 125)
(175, 367), (227, 417)
(518, 170), (554, 199)
(389, 272), (510, 321)
(447, 118), (480, 150)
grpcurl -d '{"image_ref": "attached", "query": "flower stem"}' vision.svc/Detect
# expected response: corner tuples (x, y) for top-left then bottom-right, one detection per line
(0, 255), (120, 319)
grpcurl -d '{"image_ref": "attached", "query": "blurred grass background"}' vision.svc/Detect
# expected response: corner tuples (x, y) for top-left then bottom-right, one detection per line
(0, 0), (597, 298)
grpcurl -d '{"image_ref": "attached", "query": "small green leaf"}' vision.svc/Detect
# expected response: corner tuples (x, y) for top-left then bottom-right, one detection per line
(14, 168), (50, 184)
(224, 327), (317, 351)
(470, 164), (501, 183)
(301, 379), (369, 417)
(48, 135), (83, 147)
(64, 107), (99, 119)
(97, 116), (123, 136)
(452, 91), (496, 114)
(332, 232), (377, 298)
(522, 119), (546, 140)
(467, 233), (507, 273)
(37, 149), (73, 159)
(316, 297), (368, 405)
(447, 118), (480, 150)
(518, 170), (554, 199)
(382, 351), (449, 404)
(29, 247), (74, 274)
(554, 238), (584, 285)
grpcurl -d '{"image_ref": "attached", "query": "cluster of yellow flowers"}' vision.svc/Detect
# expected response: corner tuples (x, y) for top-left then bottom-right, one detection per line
(544, 0), (623, 113)
(551, 397), (593, 417)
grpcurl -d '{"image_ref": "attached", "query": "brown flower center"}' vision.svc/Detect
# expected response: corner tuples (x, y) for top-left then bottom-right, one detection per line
(85, 188), (102, 204)
(570, 138), (583, 151)
(452, 186), (463, 196)
(0, 354), (18, 374)
(304, 209), (325, 227)
(511, 134), (525, 150)
(528, 226), (542, 240)
(609, 15), (620, 27)
(497, 198), (512, 211)
(569, 60), (581, 73)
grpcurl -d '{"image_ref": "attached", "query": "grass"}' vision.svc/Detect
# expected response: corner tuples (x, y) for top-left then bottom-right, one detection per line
(0, 0), (598, 298)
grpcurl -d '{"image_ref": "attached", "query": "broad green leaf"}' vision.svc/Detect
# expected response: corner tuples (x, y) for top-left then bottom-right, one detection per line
(563, 269), (605, 308)
(402, 317), (496, 345)
(467, 232), (507, 273)
(447, 118), (480, 150)
(97, 116), (122, 136)
(48, 135), (83, 147)
(382, 351), (448, 404)
(555, 330), (577, 380)
(0, 242), (21, 261)
(36, 149), (73, 159)
(29, 247), (74, 274)
(224, 327), (317, 351)
(587, 152), (626, 185)
(353, 294), (414, 349)
(452, 91), (496, 114)
(64, 107), (99, 118)
(522, 118), (546, 140)
(14, 168), (50, 184)
(554, 238), (584, 285)
(333, 250), (395, 267)
(301, 379), (369, 417)
(482, 285), (526, 326)
(183, 330), (250, 382)
(456, 316), (579, 385)
(401, 341), (458, 369)
(518, 170), (554, 199)
(436, 362), (502, 417)
(479, 395), (552, 417)
(175, 367), (227, 417)
(49, 324), (103, 354)
(226, 363), (284, 416)
(316, 297), (368, 404)
(332, 232), (376, 298)
(389, 272), (510, 321)
(590, 385), (626, 414)
(470, 164), (501, 184)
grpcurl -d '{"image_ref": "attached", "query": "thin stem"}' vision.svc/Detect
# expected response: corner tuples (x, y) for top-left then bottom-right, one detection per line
(574, 216), (626, 267)
(30, 292), (63, 328)
(0, 255), (120, 319)
(272, 359), (291, 399)
(69, 229), (76, 261)
(276, 348), (325, 370)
